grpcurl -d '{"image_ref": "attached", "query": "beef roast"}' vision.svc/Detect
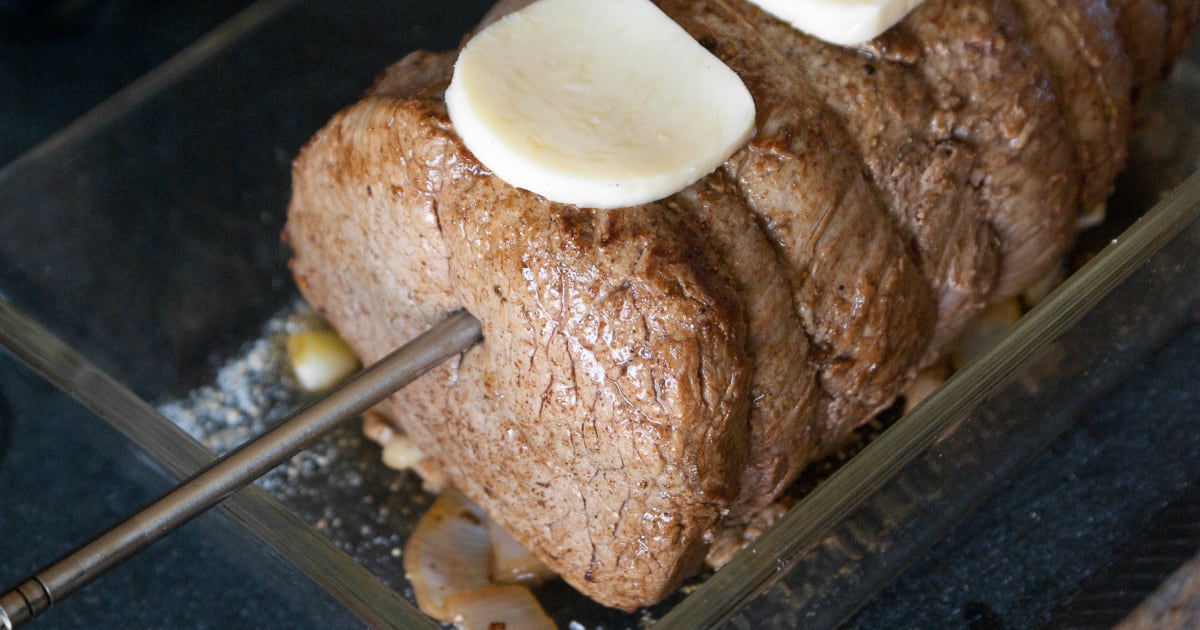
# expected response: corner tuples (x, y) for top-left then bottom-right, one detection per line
(285, 0), (1200, 611)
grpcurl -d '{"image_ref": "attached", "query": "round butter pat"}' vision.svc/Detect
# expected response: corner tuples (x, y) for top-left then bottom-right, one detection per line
(445, 0), (756, 210)
(747, 0), (924, 46)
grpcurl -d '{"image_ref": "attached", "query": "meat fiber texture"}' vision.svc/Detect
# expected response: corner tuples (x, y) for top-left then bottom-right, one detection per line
(285, 0), (1200, 611)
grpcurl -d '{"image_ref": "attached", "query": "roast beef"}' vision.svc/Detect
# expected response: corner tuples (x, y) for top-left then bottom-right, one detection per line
(285, 0), (1200, 611)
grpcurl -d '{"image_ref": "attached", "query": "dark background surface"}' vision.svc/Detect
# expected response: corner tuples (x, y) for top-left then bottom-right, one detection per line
(2, 2), (1198, 628)
(1, 0), (257, 166)
(0, 2), (359, 628)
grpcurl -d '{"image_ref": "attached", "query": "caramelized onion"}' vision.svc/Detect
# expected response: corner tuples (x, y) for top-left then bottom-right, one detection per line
(488, 521), (555, 586)
(950, 299), (1023, 370)
(285, 328), (360, 392)
(443, 585), (556, 630)
(404, 489), (492, 621)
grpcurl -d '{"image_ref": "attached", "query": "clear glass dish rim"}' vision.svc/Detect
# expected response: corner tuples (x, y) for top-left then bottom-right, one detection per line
(3, 1), (1197, 627)
(656, 172), (1200, 627)
(0, 1), (439, 627)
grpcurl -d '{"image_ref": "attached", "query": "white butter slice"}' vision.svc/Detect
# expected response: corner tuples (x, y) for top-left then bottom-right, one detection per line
(748, 0), (923, 46)
(445, 0), (756, 210)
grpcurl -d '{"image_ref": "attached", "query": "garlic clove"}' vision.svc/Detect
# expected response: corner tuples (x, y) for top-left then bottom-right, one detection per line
(362, 407), (396, 446)
(381, 433), (425, 471)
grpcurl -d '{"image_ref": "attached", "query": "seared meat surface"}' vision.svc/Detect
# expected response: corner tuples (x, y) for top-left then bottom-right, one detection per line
(285, 0), (1199, 611)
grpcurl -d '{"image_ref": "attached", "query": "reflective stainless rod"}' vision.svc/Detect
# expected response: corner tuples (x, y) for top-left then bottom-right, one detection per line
(0, 310), (482, 627)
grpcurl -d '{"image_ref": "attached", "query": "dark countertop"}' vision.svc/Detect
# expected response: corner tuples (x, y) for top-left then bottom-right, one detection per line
(1, 3), (358, 628)
(850, 315), (1200, 629)
(1, 0), (257, 166)
(3, 2), (1199, 628)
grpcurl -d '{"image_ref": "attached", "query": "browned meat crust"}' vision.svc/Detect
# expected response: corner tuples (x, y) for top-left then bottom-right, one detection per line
(285, 0), (1199, 611)
(290, 56), (752, 607)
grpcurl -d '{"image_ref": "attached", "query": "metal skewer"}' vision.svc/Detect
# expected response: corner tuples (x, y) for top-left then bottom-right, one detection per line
(0, 310), (482, 628)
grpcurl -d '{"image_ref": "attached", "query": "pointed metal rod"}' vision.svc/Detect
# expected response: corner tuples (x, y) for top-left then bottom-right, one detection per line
(0, 310), (482, 628)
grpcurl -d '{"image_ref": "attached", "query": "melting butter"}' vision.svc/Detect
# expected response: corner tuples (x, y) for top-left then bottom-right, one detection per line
(445, 0), (756, 209)
(748, 0), (924, 46)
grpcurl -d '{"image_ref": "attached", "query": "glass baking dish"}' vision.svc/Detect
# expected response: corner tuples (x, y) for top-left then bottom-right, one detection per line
(1, 1), (1197, 627)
